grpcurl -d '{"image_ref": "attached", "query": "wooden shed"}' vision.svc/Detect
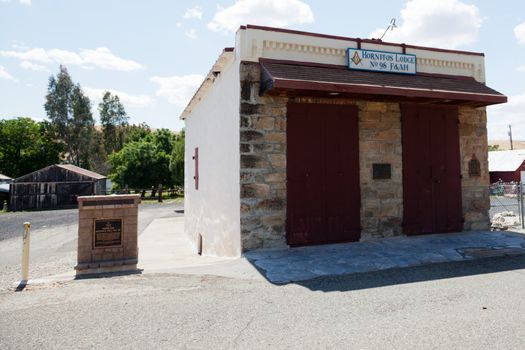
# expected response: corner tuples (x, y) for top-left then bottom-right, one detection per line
(9, 164), (106, 211)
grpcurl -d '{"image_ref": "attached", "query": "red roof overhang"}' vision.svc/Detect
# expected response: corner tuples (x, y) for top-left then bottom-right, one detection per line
(259, 59), (507, 107)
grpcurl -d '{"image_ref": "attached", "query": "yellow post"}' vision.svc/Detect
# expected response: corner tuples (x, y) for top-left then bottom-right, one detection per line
(21, 222), (31, 283)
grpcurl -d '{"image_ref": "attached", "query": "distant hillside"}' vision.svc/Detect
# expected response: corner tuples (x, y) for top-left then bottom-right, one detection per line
(488, 140), (525, 151)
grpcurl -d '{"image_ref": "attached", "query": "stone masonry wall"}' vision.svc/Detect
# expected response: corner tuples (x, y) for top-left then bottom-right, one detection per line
(239, 61), (405, 250)
(358, 102), (404, 239)
(459, 106), (491, 230)
(238, 62), (488, 251)
(239, 62), (288, 250)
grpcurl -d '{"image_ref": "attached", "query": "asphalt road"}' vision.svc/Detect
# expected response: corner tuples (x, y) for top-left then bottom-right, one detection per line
(0, 200), (184, 241)
(0, 255), (524, 349)
(0, 201), (184, 289)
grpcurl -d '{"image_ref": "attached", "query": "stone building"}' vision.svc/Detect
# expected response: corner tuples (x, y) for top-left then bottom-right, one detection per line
(182, 25), (507, 257)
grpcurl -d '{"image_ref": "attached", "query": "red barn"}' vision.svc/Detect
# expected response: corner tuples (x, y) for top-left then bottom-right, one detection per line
(489, 150), (525, 183)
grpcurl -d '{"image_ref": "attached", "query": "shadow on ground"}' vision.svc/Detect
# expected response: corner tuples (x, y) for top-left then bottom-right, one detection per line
(296, 255), (525, 292)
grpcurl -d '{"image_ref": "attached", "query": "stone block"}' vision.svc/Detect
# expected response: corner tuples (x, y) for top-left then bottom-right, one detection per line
(240, 130), (264, 142)
(264, 132), (286, 143)
(241, 233), (264, 251)
(253, 143), (274, 153)
(240, 62), (260, 82)
(253, 117), (275, 130)
(240, 171), (264, 184)
(262, 214), (285, 228)
(241, 183), (270, 198)
(272, 107), (287, 118)
(241, 116), (251, 128)
(240, 143), (251, 153)
(241, 103), (265, 115)
(241, 81), (253, 102)
(360, 111), (381, 122)
(365, 102), (387, 112)
(241, 154), (270, 169)
(241, 203), (251, 214)
(269, 154), (286, 169)
(274, 118), (286, 131)
(256, 198), (285, 211)
(264, 172), (286, 183)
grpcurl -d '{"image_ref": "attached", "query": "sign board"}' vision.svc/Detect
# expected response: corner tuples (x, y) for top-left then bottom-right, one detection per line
(93, 219), (122, 248)
(348, 48), (417, 75)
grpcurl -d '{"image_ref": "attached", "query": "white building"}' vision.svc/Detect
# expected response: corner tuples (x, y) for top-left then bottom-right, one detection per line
(182, 25), (506, 257)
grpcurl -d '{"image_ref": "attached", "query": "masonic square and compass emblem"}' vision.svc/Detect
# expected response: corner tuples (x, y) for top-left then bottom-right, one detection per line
(351, 50), (362, 66)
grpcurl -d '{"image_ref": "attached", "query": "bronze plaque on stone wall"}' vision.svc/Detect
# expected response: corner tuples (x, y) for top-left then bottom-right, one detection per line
(468, 155), (481, 177)
(93, 219), (122, 248)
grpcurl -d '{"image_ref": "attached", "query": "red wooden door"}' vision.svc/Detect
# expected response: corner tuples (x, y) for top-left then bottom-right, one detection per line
(287, 103), (360, 246)
(401, 104), (463, 235)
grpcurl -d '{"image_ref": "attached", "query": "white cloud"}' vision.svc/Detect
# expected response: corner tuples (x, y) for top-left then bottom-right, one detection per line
(48, 49), (83, 65)
(207, 0), (314, 33)
(515, 22), (525, 45)
(185, 28), (197, 40)
(0, 0), (31, 5)
(79, 48), (142, 71)
(0, 48), (51, 63)
(20, 60), (49, 72)
(518, 65), (525, 73)
(183, 6), (203, 20)
(176, 22), (182, 28)
(369, 0), (483, 49)
(488, 93), (525, 140)
(0, 46), (142, 71)
(0, 65), (16, 81)
(83, 87), (154, 108)
(150, 74), (204, 106)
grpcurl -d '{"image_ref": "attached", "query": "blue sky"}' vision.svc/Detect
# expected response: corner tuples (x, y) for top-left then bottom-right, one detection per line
(0, 0), (524, 140)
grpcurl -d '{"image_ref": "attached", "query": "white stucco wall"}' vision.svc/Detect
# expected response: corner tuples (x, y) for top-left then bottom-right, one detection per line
(184, 55), (241, 257)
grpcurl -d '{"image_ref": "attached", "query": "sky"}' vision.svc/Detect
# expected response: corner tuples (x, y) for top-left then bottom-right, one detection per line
(0, 0), (524, 140)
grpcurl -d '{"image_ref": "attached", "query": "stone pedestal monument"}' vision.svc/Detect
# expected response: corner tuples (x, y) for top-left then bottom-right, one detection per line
(75, 194), (140, 275)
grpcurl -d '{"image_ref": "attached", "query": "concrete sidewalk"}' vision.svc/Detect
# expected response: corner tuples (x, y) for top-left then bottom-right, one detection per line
(138, 217), (525, 284)
(35, 216), (525, 285)
(137, 217), (263, 281)
(245, 230), (525, 283)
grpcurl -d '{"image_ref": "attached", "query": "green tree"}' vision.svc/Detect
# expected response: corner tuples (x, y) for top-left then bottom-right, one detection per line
(488, 144), (500, 152)
(123, 122), (151, 143)
(88, 128), (108, 175)
(108, 139), (168, 189)
(169, 129), (185, 186)
(108, 129), (181, 189)
(44, 65), (94, 167)
(0, 117), (63, 178)
(152, 128), (175, 155)
(99, 91), (129, 154)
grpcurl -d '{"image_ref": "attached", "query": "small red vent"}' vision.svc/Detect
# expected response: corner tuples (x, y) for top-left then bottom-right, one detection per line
(192, 147), (199, 190)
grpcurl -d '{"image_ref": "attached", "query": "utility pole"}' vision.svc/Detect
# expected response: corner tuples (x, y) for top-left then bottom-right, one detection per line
(509, 124), (514, 150)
